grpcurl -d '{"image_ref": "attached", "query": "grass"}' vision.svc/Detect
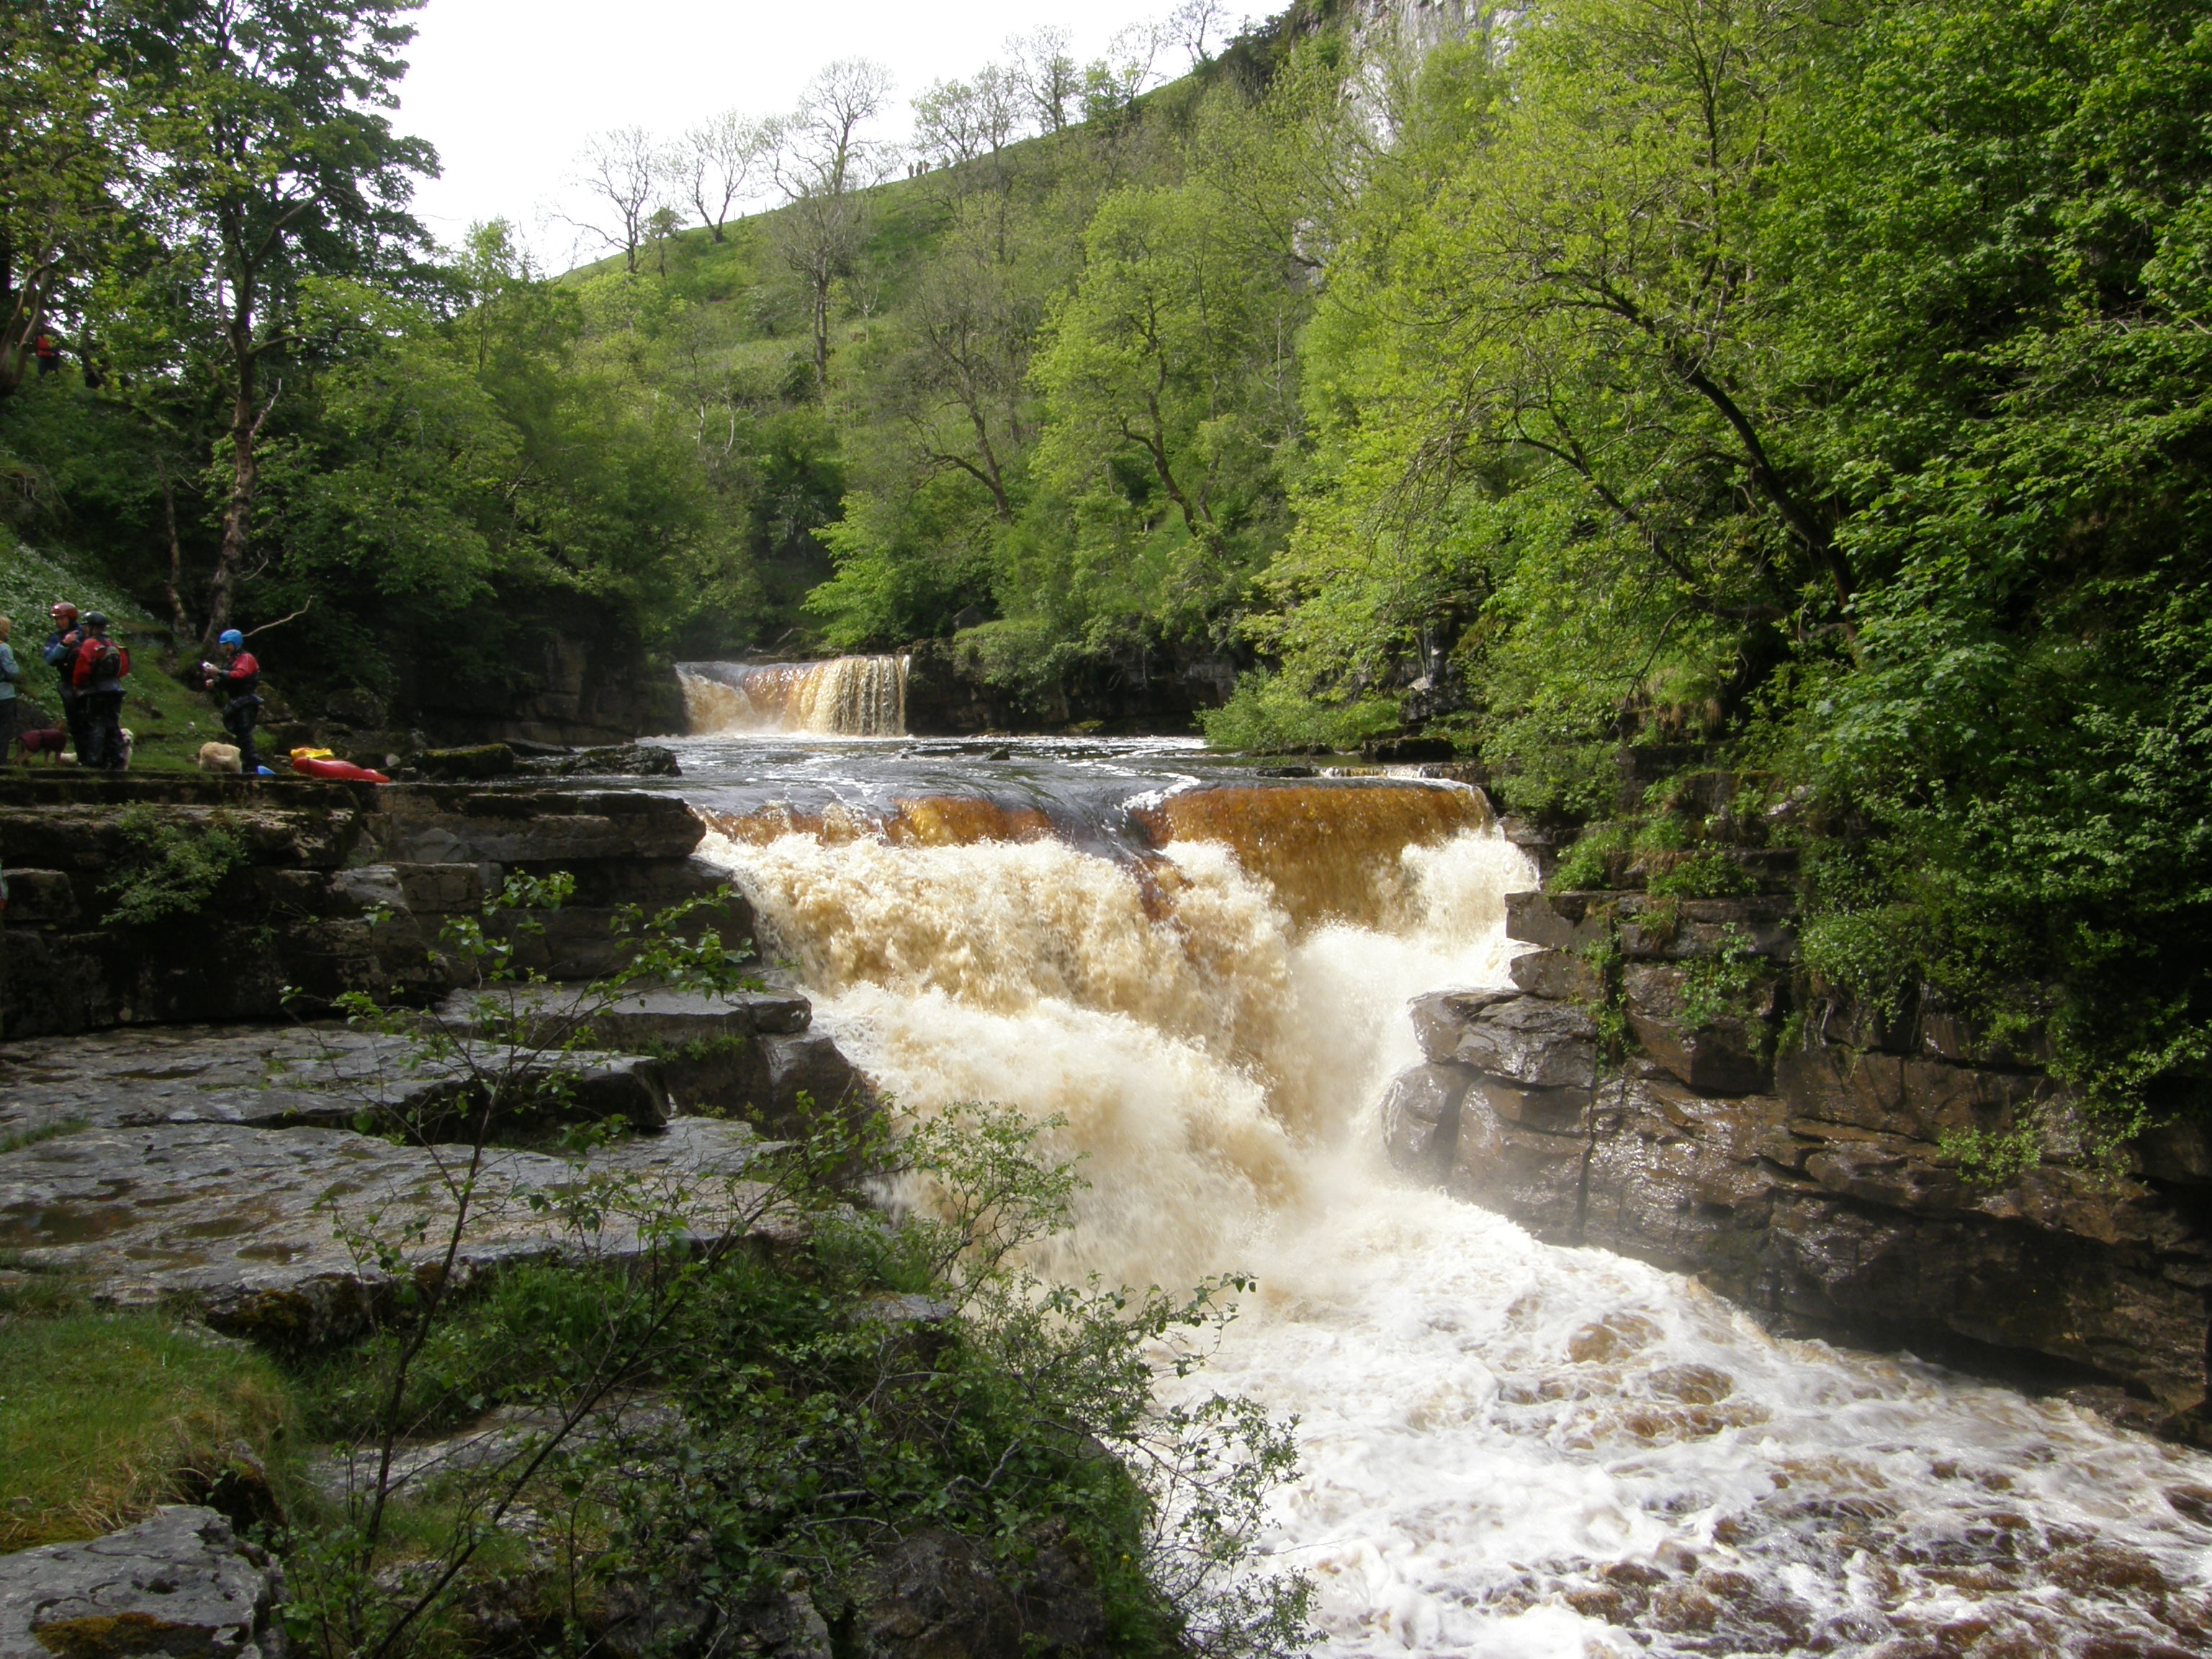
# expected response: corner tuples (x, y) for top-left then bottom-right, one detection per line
(0, 1308), (296, 1550)
(0, 1118), (86, 1156)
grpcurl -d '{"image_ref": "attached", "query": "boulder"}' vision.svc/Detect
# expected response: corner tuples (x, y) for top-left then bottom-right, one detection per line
(1767, 1194), (2211, 1413)
(1447, 1088), (1588, 1233)
(0, 1507), (283, 1659)
(1626, 1012), (1772, 1095)
(853, 1529), (1107, 1659)
(411, 745), (519, 781)
(1508, 946), (1599, 1002)
(1411, 992), (1597, 1089)
(1380, 1063), (1471, 1176)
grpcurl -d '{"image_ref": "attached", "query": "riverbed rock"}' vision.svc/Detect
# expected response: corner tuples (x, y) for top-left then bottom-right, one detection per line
(1381, 1063), (1471, 1176)
(0, 1506), (283, 1659)
(0, 1117), (781, 1342)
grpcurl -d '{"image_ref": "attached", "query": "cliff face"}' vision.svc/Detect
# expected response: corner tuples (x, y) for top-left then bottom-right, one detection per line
(1383, 881), (2212, 1442)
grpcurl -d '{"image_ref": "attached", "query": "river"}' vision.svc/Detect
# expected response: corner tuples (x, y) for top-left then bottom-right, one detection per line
(649, 729), (2212, 1657)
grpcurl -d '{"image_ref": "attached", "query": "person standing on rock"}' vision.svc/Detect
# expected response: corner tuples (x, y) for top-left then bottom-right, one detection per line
(70, 612), (130, 771)
(42, 602), (88, 760)
(201, 630), (263, 775)
(0, 615), (19, 761)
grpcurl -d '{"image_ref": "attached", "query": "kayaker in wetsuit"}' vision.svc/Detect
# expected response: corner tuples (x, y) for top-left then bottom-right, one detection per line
(42, 602), (87, 760)
(71, 612), (130, 770)
(202, 629), (262, 774)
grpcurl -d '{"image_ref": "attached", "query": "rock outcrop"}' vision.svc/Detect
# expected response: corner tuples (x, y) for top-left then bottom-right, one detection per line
(1384, 885), (2212, 1439)
(0, 776), (749, 1039)
(0, 1507), (284, 1659)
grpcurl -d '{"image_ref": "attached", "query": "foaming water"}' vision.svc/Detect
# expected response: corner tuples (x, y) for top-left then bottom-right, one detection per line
(691, 758), (2212, 1655)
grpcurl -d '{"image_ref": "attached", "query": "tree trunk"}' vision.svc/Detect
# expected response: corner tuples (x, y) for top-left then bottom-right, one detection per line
(811, 275), (830, 390)
(200, 302), (259, 652)
(158, 458), (193, 644)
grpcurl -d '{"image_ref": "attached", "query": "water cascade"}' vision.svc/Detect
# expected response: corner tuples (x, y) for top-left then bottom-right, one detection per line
(678, 655), (908, 736)
(683, 751), (2212, 1656)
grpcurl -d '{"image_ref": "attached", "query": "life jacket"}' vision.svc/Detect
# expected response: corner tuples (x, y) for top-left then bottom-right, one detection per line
(71, 634), (129, 689)
(220, 650), (261, 699)
(45, 628), (82, 684)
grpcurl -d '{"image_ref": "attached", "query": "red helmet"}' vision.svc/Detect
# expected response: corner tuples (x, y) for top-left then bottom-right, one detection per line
(49, 601), (77, 624)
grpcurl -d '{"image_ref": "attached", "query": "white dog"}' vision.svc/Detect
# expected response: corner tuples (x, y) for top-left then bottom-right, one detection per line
(197, 740), (243, 773)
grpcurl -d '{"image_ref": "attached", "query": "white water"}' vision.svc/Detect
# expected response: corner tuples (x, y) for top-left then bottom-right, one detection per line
(678, 655), (907, 736)
(696, 809), (2212, 1655)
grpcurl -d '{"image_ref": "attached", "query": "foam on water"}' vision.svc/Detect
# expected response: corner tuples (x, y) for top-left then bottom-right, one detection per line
(696, 815), (2212, 1655)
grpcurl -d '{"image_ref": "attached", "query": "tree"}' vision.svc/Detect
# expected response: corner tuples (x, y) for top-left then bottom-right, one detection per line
(1169, 0), (1236, 68)
(1006, 27), (1082, 135)
(0, 3), (122, 399)
(773, 58), (891, 392)
(677, 108), (772, 243)
(911, 66), (1024, 172)
(125, 0), (435, 651)
(570, 125), (662, 274)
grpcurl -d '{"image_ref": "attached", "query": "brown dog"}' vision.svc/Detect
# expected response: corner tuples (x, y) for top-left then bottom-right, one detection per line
(17, 727), (69, 764)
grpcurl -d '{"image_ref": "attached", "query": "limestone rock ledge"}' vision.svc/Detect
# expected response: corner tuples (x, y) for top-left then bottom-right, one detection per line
(0, 1507), (283, 1659)
(1383, 889), (2212, 1439)
(0, 775), (749, 1040)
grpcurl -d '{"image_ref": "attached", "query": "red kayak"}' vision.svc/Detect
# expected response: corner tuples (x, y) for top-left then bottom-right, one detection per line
(290, 754), (390, 783)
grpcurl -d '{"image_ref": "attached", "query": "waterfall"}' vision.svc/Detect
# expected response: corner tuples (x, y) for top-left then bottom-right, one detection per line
(678, 655), (907, 736)
(690, 784), (2212, 1658)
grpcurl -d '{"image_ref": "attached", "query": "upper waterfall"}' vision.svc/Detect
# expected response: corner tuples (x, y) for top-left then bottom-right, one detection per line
(678, 656), (908, 737)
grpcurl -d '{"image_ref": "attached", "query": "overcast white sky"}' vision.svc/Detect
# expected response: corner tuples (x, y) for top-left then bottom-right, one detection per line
(394, 0), (1215, 268)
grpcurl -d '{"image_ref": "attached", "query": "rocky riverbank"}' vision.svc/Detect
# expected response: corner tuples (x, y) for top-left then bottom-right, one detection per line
(0, 775), (1168, 1659)
(1382, 868), (2212, 1443)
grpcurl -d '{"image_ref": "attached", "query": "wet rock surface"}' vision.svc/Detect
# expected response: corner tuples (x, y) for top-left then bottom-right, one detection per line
(0, 1113), (784, 1341)
(0, 1023), (673, 1139)
(1386, 886), (2212, 1436)
(0, 1507), (284, 1659)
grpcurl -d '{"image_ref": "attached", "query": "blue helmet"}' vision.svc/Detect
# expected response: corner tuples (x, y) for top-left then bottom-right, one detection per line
(218, 629), (244, 648)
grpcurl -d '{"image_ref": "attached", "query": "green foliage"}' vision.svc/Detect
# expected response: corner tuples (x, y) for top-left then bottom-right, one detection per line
(1550, 824), (1627, 894)
(101, 806), (249, 925)
(1936, 1124), (2045, 1190)
(1645, 850), (1756, 900)
(1197, 668), (1395, 752)
(1678, 930), (1766, 1030)
(1797, 903), (1923, 1023)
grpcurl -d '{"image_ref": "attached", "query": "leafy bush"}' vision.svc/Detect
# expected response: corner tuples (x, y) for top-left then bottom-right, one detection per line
(1199, 669), (1395, 753)
(101, 806), (250, 925)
